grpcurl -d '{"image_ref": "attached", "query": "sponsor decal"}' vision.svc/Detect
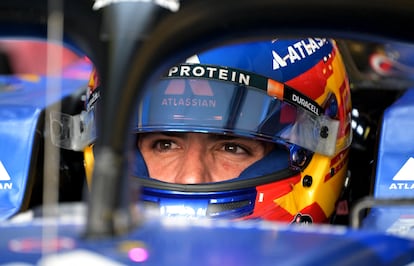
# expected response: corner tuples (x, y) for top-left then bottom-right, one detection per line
(86, 89), (100, 111)
(161, 205), (206, 217)
(272, 38), (328, 70)
(0, 161), (12, 190)
(161, 79), (217, 108)
(389, 157), (414, 190)
(286, 90), (321, 116)
(167, 64), (251, 87)
(165, 64), (324, 116)
(161, 96), (216, 108)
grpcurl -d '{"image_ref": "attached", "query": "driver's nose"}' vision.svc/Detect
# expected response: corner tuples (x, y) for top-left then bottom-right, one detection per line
(174, 140), (213, 184)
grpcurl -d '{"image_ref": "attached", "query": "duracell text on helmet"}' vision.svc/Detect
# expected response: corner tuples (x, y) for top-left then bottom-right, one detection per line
(291, 93), (320, 116)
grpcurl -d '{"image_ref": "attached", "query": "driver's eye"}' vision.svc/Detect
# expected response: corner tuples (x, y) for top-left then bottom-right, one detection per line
(154, 140), (176, 151)
(222, 143), (248, 154)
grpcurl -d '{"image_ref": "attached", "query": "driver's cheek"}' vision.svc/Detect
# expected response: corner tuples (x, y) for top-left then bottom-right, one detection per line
(211, 157), (247, 182)
(214, 156), (255, 182)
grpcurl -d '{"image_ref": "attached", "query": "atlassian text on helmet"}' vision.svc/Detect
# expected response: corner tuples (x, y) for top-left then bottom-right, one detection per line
(161, 97), (216, 108)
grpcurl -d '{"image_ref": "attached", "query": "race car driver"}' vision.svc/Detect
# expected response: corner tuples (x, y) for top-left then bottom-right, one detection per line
(58, 38), (353, 224)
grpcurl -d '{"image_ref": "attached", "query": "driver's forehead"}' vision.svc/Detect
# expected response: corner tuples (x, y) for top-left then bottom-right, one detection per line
(140, 132), (255, 141)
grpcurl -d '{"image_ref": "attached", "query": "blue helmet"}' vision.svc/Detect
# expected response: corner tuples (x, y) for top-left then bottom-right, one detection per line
(112, 38), (352, 223)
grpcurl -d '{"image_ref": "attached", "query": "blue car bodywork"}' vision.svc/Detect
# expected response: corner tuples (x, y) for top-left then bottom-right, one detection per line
(0, 68), (91, 220)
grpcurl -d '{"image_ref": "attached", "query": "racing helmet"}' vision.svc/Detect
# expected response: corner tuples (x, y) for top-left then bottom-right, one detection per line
(131, 38), (352, 223)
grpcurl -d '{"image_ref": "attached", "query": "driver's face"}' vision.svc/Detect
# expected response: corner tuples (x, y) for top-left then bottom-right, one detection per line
(138, 132), (274, 184)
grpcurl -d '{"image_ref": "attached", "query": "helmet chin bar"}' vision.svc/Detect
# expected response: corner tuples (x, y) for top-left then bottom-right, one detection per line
(142, 186), (257, 219)
(136, 168), (299, 220)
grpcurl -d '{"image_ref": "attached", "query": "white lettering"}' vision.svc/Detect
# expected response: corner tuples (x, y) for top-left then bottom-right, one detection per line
(287, 46), (302, 63)
(180, 65), (191, 76)
(239, 73), (250, 86)
(86, 90), (100, 111)
(291, 94), (319, 115)
(272, 50), (288, 70)
(206, 67), (218, 77)
(302, 39), (313, 55)
(389, 182), (414, 190)
(192, 66), (205, 77)
(218, 69), (228, 80)
(167, 65), (251, 86)
(272, 38), (328, 70)
(161, 97), (216, 108)
(230, 70), (237, 82)
(0, 183), (12, 189)
(308, 38), (320, 53)
(315, 38), (326, 47)
(293, 42), (306, 58)
(168, 66), (179, 76)
(160, 205), (206, 217)
(389, 183), (397, 189)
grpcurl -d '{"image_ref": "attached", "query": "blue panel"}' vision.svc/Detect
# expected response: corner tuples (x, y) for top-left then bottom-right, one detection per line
(0, 70), (91, 220)
(0, 105), (40, 220)
(0, 216), (414, 265)
(373, 88), (414, 198)
(363, 89), (414, 235)
(0, 75), (88, 108)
